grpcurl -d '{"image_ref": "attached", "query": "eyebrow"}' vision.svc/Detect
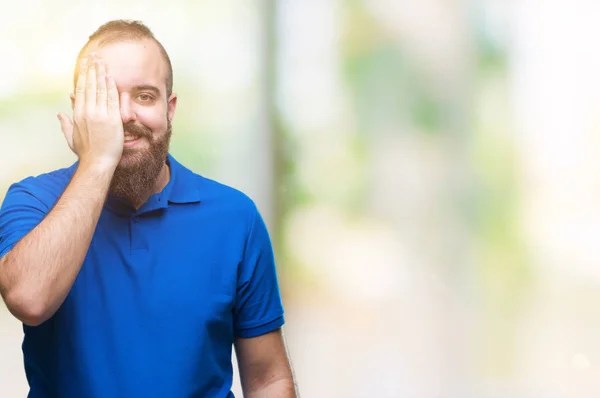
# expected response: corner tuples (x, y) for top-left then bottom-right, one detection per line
(133, 85), (161, 95)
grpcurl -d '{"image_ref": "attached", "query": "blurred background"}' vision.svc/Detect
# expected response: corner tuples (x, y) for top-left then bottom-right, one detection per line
(2, 0), (600, 396)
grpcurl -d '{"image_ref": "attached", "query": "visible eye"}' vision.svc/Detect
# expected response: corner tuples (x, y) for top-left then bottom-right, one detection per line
(137, 93), (154, 102)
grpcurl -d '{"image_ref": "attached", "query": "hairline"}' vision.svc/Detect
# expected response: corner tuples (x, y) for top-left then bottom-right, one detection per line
(73, 37), (173, 98)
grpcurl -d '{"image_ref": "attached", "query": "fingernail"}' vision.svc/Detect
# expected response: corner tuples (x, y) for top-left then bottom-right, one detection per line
(57, 113), (61, 121)
(81, 58), (87, 67)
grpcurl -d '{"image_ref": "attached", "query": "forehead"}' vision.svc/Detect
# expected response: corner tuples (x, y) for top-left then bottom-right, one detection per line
(87, 39), (167, 95)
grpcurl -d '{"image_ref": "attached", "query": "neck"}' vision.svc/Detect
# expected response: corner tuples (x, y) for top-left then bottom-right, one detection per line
(153, 161), (171, 195)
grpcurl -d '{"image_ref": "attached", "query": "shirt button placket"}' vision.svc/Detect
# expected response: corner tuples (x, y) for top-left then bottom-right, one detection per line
(130, 215), (144, 250)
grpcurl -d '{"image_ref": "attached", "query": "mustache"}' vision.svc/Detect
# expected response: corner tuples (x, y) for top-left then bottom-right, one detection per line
(123, 122), (152, 138)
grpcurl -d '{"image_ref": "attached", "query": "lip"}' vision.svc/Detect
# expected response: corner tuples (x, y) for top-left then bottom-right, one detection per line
(123, 137), (141, 148)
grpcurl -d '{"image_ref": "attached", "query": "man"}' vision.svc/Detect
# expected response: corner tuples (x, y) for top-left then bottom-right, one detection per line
(0, 20), (297, 398)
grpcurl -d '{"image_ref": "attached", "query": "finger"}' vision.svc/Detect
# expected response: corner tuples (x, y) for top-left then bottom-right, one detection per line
(57, 112), (74, 151)
(107, 71), (119, 115)
(96, 59), (107, 112)
(85, 53), (97, 112)
(74, 57), (88, 116)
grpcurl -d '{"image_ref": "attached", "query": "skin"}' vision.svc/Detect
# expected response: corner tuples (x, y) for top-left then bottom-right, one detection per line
(0, 51), (127, 327)
(236, 329), (299, 397)
(0, 38), (297, 396)
(66, 40), (177, 208)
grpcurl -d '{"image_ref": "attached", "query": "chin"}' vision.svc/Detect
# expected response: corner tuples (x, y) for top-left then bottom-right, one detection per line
(118, 150), (147, 167)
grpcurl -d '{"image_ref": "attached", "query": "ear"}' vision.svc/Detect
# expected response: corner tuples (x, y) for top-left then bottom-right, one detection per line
(70, 93), (75, 110)
(167, 93), (178, 122)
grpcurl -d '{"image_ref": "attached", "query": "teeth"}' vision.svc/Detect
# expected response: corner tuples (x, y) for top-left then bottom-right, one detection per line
(124, 136), (139, 142)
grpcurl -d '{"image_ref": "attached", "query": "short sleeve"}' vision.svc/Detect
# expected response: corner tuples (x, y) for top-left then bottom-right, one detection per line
(233, 204), (285, 338)
(0, 182), (49, 259)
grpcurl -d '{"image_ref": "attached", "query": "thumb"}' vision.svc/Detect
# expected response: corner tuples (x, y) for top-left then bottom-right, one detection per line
(57, 112), (74, 151)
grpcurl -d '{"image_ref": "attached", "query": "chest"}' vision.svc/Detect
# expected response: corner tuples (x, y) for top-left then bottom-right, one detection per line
(59, 209), (246, 331)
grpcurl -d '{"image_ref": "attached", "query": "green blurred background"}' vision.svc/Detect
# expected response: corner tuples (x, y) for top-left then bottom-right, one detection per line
(3, 0), (600, 396)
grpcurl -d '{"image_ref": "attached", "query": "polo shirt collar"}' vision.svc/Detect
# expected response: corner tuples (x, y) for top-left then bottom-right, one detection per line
(162, 153), (202, 205)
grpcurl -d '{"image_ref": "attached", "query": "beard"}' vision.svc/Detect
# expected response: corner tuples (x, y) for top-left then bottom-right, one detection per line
(109, 118), (172, 207)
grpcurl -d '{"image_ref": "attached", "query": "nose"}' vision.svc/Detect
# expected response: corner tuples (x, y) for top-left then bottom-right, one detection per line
(119, 95), (136, 124)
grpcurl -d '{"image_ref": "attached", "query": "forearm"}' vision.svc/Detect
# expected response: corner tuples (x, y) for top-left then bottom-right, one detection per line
(0, 160), (115, 325)
(245, 377), (297, 398)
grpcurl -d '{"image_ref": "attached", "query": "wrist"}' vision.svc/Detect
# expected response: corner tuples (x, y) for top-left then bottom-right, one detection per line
(78, 156), (119, 176)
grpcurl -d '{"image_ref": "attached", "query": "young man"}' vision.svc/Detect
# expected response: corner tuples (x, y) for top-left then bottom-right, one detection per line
(0, 20), (297, 397)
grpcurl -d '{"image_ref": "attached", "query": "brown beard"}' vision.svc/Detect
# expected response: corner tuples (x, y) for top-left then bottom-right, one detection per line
(109, 118), (172, 207)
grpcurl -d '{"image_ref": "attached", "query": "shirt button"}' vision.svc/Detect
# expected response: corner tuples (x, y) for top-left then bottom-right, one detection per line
(132, 216), (139, 223)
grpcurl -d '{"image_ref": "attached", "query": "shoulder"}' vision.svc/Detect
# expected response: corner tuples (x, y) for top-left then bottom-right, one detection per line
(3, 163), (78, 210)
(199, 176), (257, 211)
(173, 157), (259, 218)
(170, 158), (266, 241)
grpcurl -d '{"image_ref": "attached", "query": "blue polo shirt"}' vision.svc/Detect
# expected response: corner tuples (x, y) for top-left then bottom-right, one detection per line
(0, 154), (285, 398)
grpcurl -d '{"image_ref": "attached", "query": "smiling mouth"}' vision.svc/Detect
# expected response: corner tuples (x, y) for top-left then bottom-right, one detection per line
(123, 136), (143, 148)
(124, 135), (140, 142)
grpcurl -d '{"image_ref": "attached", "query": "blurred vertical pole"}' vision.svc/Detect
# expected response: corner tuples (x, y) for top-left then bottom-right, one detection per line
(438, 1), (477, 395)
(257, 0), (284, 253)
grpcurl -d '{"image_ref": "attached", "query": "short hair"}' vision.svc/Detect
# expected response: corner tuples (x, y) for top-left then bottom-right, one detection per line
(74, 20), (173, 97)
